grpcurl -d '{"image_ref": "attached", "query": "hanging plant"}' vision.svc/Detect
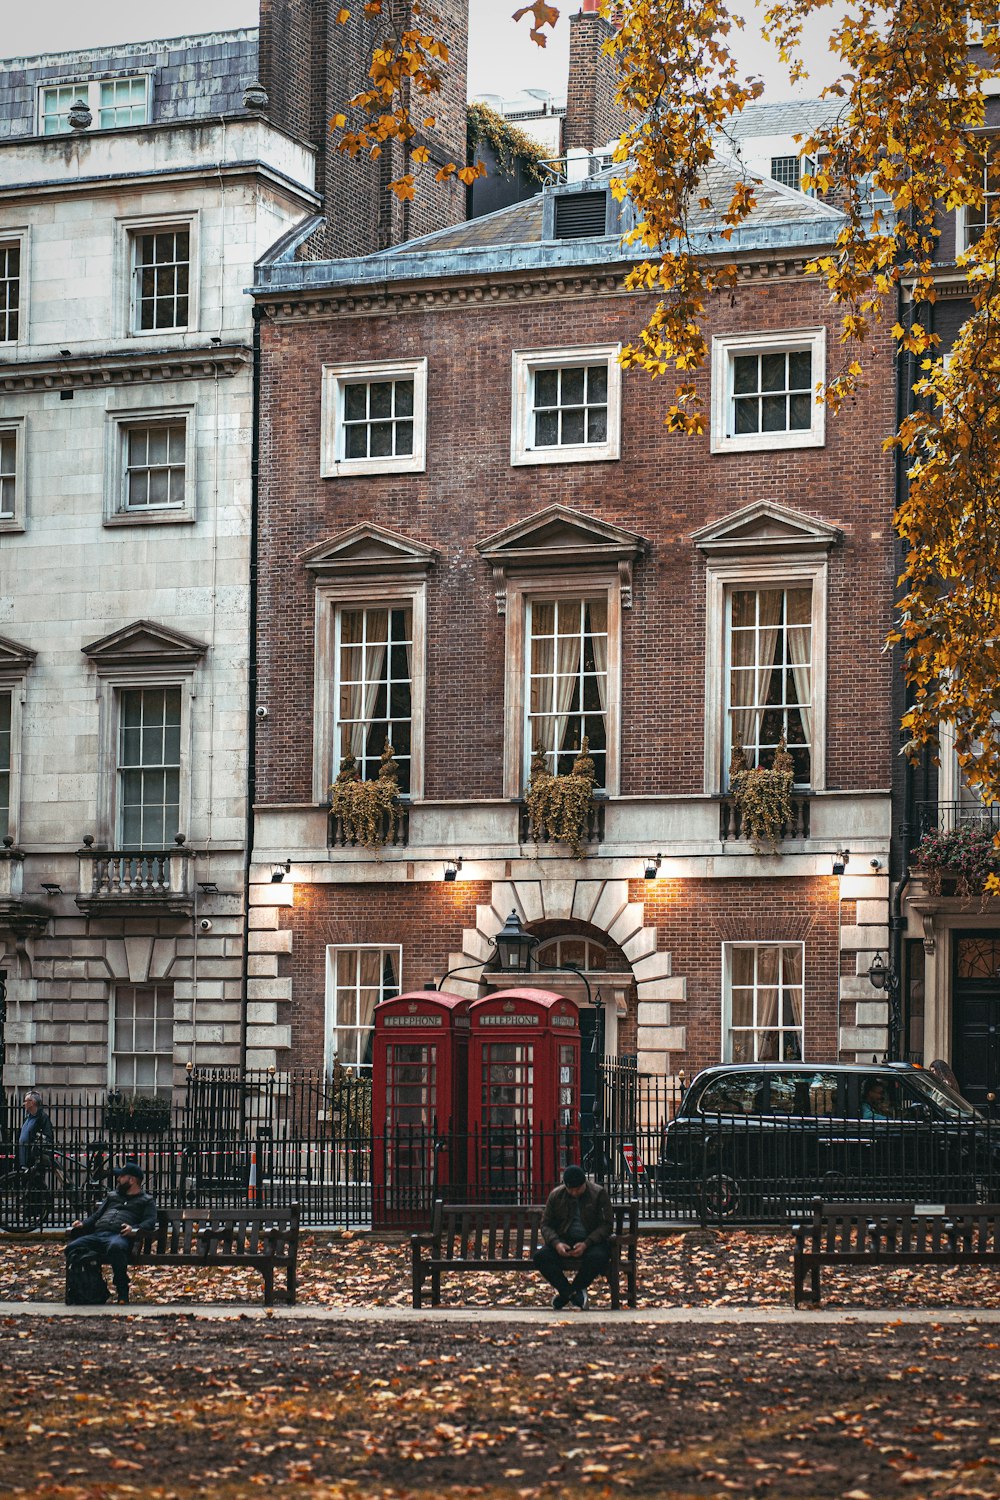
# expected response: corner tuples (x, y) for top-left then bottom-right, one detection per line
(913, 821), (1000, 902)
(329, 743), (401, 850)
(467, 101), (549, 186)
(729, 737), (795, 853)
(525, 739), (597, 859)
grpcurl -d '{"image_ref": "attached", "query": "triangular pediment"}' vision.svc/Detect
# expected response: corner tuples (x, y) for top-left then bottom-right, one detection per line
(691, 500), (842, 555)
(301, 523), (438, 576)
(477, 505), (648, 566)
(82, 619), (208, 668)
(0, 633), (36, 673)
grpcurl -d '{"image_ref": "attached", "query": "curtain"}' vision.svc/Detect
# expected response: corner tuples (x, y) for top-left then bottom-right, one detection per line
(590, 598), (608, 715)
(755, 945), (780, 1060)
(551, 601), (581, 769)
(787, 592), (812, 782)
(728, 595), (757, 766)
(754, 590), (783, 764)
(356, 950), (383, 1069)
(346, 610), (388, 766)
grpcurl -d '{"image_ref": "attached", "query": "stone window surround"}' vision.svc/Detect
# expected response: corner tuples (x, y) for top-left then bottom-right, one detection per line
(710, 326), (826, 455)
(109, 980), (174, 1095)
(37, 75), (150, 135)
(104, 402), (196, 527)
(0, 415), (27, 535)
(720, 940), (807, 1064)
(89, 661), (198, 849)
(0, 659), (31, 847)
(703, 554), (828, 795)
(511, 342), (622, 467)
(0, 229), (27, 347)
(320, 358), (428, 478)
(323, 943), (402, 1077)
(501, 568), (623, 799)
(114, 210), (199, 340)
(312, 576), (428, 804)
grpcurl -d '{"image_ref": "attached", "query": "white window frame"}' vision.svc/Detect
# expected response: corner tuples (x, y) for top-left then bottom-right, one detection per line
(0, 233), (26, 346)
(721, 941), (806, 1064)
(38, 75), (149, 135)
(313, 577), (427, 804)
(109, 982), (174, 1096)
(0, 417), (26, 533)
(710, 327), (826, 455)
(332, 601), (416, 794)
(115, 213), (199, 339)
(116, 684), (184, 851)
(91, 666), (195, 849)
(324, 944), (402, 1076)
(502, 570), (623, 798)
(511, 343), (622, 466)
(105, 405), (195, 526)
(703, 555), (827, 795)
(723, 582), (814, 789)
(523, 594), (612, 791)
(321, 359), (428, 478)
(956, 155), (1000, 256)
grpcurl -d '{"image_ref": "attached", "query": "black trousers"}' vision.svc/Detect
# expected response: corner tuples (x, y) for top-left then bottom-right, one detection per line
(533, 1242), (611, 1301)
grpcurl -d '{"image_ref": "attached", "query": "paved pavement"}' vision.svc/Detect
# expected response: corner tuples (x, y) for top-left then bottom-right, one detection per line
(4, 1300), (1000, 1323)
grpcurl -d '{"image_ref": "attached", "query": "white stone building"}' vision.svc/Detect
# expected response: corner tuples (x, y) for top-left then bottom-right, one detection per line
(0, 30), (317, 1092)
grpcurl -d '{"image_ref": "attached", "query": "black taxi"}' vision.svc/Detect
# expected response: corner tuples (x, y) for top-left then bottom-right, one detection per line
(657, 1061), (993, 1220)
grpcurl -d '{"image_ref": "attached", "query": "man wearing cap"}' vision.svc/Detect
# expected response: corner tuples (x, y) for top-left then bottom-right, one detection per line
(65, 1162), (157, 1305)
(534, 1164), (613, 1310)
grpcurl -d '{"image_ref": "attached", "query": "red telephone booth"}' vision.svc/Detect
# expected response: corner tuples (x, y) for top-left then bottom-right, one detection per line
(372, 990), (469, 1228)
(467, 988), (580, 1202)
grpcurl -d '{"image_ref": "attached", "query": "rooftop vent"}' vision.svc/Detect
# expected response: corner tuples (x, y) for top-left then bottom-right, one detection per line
(554, 190), (608, 239)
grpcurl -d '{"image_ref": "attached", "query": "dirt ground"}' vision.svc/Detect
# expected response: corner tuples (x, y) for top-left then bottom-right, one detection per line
(6, 1227), (1000, 1310)
(2, 1316), (1000, 1499)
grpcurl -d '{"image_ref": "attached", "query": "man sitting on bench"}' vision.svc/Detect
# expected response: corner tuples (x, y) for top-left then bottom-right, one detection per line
(66, 1161), (157, 1305)
(534, 1164), (613, 1310)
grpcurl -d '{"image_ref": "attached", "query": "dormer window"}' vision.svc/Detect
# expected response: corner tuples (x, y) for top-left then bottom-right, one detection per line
(39, 76), (148, 135)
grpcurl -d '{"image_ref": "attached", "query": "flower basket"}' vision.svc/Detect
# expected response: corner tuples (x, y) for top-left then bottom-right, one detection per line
(912, 821), (1000, 904)
(728, 738), (795, 852)
(525, 740), (596, 859)
(330, 743), (401, 850)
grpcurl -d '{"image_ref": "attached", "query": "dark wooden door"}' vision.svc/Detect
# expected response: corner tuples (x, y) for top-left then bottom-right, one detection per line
(952, 934), (1000, 1111)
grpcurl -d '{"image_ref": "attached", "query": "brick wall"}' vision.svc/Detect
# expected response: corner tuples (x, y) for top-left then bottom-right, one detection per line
(255, 273), (896, 807)
(565, 6), (630, 152)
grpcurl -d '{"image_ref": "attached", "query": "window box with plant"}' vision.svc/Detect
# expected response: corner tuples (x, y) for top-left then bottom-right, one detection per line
(913, 822), (1000, 901)
(524, 739), (597, 859)
(330, 742), (402, 850)
(104, 1090), (172, 1134)
(728, 737), (796, 852)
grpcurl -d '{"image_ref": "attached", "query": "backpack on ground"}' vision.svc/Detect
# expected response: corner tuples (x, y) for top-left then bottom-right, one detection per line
(65, 1253), (109, 1306)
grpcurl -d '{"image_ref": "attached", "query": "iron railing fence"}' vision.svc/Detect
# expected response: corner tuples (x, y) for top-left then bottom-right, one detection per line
(4, 1070), (997, 1230)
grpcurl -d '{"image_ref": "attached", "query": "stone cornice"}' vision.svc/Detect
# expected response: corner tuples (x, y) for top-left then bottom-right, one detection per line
(258, 255), (819, 322)
(0, 345), (250, 394)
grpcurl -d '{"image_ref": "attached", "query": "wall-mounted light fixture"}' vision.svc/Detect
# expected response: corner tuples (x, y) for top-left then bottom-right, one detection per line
(40, 881), (62, 896)
(832, 849), (850, 876)
(197, 881), (219, 895)
(644, 854), (663, 880)
(443, 857), (463, 883)
(271, 859), (291, 884)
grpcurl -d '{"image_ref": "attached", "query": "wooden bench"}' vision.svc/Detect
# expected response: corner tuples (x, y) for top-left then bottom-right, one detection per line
(793, 1198), (1000, 1306)
(411, 1199), (638, 1309)
(131, 1204), (300, 1306)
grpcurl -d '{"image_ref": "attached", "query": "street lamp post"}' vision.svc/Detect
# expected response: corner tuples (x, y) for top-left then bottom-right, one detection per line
(868, 951), (902, 1062)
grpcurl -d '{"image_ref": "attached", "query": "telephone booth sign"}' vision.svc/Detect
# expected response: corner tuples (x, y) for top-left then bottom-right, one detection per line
(467, 988), (580, 1202)
(372, 990), (469, 1227)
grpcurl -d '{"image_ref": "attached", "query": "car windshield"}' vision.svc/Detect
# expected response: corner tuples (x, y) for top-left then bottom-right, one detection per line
(910, 1073), (983, 1120)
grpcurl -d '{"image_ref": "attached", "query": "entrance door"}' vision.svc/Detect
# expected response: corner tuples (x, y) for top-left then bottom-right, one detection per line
(952, 934), (1000, 1111)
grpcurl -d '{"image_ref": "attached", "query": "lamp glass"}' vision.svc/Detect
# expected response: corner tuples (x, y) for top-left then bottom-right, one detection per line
(493, 909), (539, 973)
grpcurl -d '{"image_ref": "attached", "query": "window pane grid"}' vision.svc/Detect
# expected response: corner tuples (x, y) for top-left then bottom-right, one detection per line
(133, 229), (190, 331)
(113, 984), (173, 1094)
(41, 84), (80, 134)
(727, 586), (812, 785)
(124, 423), (186, 508)
(965, 157), (1000, 245)
(531, 363), (609, 448)
(331, 947), (399, 1075)
(730, 350), (812, 435)
(770, 155), (801, 189)
(526, 597), (608, 787)
(0, 691), (10, 841)
(335, 605), (413, 792)
(0, 429), (16, 518)
(0, 245), (19, 342)
(727, 944), (804, 1063)
(99, 78), (147, 128)
(341, 379), (415, 461)
(118, 688), (181, 849)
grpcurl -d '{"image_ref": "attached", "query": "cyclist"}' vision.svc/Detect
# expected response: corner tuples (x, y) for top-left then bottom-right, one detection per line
(19, 1090), (53, 1168)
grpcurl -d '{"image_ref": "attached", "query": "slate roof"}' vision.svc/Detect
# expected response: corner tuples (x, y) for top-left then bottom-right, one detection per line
(725, 97), (844, 141)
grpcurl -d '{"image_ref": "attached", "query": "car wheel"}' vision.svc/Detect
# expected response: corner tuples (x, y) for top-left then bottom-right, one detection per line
(701, 1172), (741, 1220)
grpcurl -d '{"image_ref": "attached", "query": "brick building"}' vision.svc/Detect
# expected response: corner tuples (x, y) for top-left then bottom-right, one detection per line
(248, 157), (897, 1092)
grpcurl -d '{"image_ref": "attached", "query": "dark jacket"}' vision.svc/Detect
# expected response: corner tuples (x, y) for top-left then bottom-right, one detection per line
(18, 1108), (53, 1168)
(540, 1180), (613, 1249)
(79, 1189), (158, 1240)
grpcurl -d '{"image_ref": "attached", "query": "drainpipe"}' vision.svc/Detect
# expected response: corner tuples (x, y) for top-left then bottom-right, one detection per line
(240, 302), (263, 1078)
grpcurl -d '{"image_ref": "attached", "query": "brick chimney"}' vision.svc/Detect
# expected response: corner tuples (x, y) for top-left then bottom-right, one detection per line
(564, 1), (628, 154)
(259, 0), (469, 258)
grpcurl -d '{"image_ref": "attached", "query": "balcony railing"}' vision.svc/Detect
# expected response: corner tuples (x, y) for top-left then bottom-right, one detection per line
(518, 797), (606, 847)
(719, 794), (811, 843)
(914, 801), (1000, 841)
(76, 836), (194, 916)
(328, 806), (410, 849)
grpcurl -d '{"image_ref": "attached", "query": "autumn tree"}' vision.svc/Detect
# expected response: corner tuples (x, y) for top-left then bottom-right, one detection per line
(330, 0), (1000, 799)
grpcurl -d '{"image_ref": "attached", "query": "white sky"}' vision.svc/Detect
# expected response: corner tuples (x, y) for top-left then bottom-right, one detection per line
(1, 0), (841, 101)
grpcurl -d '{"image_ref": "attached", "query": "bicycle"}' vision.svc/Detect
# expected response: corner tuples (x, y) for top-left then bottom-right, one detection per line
(0, 1140), (110, 1232)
